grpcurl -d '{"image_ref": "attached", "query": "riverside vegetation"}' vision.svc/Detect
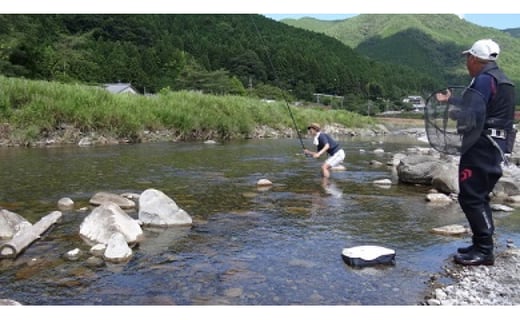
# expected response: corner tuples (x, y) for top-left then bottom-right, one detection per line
(0, 76), (375, 146)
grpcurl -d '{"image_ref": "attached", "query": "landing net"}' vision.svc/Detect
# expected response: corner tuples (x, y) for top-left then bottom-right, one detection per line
(424, 86), (470, 155)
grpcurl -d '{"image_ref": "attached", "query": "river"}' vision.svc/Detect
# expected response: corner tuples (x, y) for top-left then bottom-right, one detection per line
(1, 136), (520, 306)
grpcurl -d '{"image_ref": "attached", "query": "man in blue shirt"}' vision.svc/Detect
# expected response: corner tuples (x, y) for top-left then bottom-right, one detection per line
(436, 39), (516, 266)
(304, 123), (346, 178)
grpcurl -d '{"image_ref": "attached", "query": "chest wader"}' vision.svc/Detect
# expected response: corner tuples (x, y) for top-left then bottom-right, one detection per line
(455, 69), (515, 266)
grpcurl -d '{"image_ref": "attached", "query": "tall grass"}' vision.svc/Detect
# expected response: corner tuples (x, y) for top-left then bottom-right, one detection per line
(0, 76), (374, 144)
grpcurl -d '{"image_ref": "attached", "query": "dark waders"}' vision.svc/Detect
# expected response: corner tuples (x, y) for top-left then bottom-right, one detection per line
(455, 136), (504, 265)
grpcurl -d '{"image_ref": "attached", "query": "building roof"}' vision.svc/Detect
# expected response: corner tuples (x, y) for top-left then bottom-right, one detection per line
(103, 83), (137, 94)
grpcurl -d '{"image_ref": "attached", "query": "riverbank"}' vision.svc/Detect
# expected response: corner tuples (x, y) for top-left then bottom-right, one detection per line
(0, 121), (390, 148)
(423, 247), (520, 305)
(0, 75), (377, 147)
(0, 113), (422, 148)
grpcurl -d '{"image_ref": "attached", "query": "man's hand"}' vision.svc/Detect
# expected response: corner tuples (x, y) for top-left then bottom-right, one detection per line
(304, 148), (320, 158)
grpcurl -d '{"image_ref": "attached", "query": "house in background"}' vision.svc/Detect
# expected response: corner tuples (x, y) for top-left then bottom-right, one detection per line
(102, 83), (138, 94)
(402, 95), (425, 112)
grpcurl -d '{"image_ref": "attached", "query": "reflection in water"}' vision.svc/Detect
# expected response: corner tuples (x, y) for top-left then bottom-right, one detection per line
(0, 137), (519, 305)
(322, 178), (343, 199)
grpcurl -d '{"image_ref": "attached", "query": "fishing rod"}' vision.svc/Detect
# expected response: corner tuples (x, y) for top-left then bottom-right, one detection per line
(250, 16), (307, 153)
(284, 94), (306, 151)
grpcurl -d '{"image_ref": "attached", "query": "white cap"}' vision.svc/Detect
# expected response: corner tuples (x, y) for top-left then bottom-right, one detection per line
(462, 39), (500, 61)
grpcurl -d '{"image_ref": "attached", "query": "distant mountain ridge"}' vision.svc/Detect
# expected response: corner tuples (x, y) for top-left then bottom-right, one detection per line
(282, 14), (520, 95)
(504, 28), (520, 38)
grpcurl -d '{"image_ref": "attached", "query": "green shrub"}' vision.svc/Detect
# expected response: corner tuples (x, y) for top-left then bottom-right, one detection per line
(0, 75), (375, 144)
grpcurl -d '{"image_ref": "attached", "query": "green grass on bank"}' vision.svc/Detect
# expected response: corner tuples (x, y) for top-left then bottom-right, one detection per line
(0, 76), (375, 144)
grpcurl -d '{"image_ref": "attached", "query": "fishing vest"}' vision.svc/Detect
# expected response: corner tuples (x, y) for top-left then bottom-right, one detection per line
(482, 65), (516, 153)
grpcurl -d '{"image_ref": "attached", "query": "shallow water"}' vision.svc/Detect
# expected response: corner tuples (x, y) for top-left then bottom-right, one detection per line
(1, 136), (519, 305)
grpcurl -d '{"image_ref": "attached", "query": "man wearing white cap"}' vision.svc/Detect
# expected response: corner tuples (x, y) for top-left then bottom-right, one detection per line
(436, 39), (516, 266)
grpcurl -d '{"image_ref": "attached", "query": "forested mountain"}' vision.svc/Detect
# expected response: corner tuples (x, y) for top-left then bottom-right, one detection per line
(282, 14), (520, 99)
(0, 14), (440, 111)
(504, 28), (520, 38)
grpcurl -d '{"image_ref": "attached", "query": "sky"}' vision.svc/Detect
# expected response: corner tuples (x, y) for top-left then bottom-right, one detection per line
(0, 0), (519, 31)
(264, 14), (520, 30)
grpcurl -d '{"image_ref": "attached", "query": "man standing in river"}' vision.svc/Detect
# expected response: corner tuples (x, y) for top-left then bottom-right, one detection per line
(435, 39), (516, 266)
(304, 123), (345, 179)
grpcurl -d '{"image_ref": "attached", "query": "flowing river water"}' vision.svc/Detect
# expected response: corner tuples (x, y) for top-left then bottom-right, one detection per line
(1, 136), (520, 306)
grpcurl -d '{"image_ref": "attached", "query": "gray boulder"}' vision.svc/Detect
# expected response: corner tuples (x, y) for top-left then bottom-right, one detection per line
(431, 162), (459, 194)
(79, 202), (144, 246)
(396, 155), (444, 185)
(138, 188), (192, 227)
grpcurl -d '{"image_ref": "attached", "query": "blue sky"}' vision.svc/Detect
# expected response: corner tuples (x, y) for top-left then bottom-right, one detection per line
(264, 14), (520, 30)
(1, 0), (518, 30)
(463, 14), (520, 29)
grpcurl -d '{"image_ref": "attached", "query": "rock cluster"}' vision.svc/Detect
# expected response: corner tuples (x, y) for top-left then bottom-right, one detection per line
(2, 188), (193, 264)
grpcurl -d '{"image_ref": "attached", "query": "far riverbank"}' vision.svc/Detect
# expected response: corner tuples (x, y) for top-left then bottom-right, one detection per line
(0, 75), (376, 147)
(1, 118), (413, 148)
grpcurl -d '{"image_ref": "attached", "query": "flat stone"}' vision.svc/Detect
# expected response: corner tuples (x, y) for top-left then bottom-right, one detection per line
(431, 224), (469, 236)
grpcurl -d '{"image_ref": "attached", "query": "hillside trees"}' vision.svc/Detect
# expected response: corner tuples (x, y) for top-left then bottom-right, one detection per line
(0, 14), (441, 108)
(283, 14), (520, 103)
(229, 49), (268, 86)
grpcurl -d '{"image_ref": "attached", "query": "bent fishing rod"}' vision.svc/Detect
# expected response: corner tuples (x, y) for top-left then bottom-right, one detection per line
(250, 16), (307, 153)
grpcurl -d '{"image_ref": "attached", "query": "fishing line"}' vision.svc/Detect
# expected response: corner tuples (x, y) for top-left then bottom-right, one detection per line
(249, 15), (307, 152)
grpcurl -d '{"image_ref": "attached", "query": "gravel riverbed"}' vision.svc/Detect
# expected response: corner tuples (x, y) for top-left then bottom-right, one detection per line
(424, 247), (520, 305)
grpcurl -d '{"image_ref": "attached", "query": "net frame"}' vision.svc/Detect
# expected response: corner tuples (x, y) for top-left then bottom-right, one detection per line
(424, 86), (479, 155)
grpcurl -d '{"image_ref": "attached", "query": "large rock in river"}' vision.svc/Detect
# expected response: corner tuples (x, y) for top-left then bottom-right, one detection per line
(138, 188), (192, 227)
(431, 162), (459, 194)
(396, 155), (444, 185)
(79, 202), (144, 246)
(395, 154), (458, 194)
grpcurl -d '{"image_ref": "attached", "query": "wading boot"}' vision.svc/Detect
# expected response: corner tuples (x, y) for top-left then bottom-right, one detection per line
(457, 236), (478, 253)
(457, 244), (474, 254)
(454, 236), (494, 266)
